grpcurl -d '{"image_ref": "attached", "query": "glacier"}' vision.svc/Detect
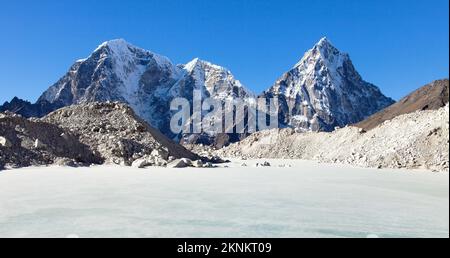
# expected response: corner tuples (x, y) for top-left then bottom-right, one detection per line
(0, 161), (448, 238)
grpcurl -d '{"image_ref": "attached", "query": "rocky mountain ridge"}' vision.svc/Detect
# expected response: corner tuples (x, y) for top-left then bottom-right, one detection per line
(2, 38), (394, 146)
(263, 37), (394, 131)
(355, 79), (449, 131)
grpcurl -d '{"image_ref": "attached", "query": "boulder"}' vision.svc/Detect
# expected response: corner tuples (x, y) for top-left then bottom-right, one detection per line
(132, 158), (153, 168)
(54, 158), (78, 167)
(262, 161), (271, 167)
(167, 158), (192, 168)
(154, 157), (168, 167)
(0, 136), (12, 148)
(256, 161), (271, 167)
(192, 160), (204, 168)
(151, 148), (169, 160)
(203, 162), (214, 168)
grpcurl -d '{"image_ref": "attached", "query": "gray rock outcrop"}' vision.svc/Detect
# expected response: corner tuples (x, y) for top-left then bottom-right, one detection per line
(0, 112), (102, 169)
(42, 102), (200, 166)
(262, 37), (394, 132)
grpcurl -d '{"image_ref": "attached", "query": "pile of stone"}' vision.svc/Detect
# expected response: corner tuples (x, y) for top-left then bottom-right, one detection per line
(215, 105), (450, 172)
(42, 102), (201, 168)
(0, 112), (102, 169)
(1, 102), (207, 170)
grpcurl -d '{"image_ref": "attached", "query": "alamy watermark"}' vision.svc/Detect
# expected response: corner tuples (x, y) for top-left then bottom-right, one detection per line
(170, 90), (279, 135)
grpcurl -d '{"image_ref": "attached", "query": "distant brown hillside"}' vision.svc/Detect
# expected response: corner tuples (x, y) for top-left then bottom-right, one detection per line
(355, 79), (449, 131)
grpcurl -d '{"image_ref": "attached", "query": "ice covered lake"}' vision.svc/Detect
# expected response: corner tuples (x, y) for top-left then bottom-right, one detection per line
(0, 160), (448, 238)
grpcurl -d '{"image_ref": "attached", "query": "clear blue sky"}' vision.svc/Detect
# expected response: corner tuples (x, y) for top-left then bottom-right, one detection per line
(0, 0), (448, 103)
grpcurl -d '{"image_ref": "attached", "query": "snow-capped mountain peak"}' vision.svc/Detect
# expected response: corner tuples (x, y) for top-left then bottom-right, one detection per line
(313, 37), (342, 54)
(91, 39), (176, 70)
(1, 37), (395, 146)
(181, 58), (253, 99)
(315, 37), (333, 49)
(183, 57), (202, 72)
(294, 37), (348, 71)
(26, 40), (255, 143)
(184, 58), (233, 75)
(94, 38), (130, 52)
(37, 39), (181, 113)
(265, 37), (394, 132)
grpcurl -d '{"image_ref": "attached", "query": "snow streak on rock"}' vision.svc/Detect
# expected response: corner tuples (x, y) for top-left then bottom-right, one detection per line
(263, 37), (394, 131)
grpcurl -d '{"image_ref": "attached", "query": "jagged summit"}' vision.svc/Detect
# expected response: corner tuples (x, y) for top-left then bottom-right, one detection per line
(306, 37), (337, 55)
(181, 57), (253, 99)
(86, 39), (175, 70)
(37, 39), (183, 109)
(265, 37), (394, 132)
(183, 57), (202, 70)
(317, 36), (329, 44)
(95, 38), (130, 50)
(91, 39), (139, 59)
(184, 58), (227, 73)
(1, 37), (394, 145)
(1, 39), (254, 145)
(93, 39), (154, 56)
(315, 37), (333, 49)
(294, 37), (349, 70)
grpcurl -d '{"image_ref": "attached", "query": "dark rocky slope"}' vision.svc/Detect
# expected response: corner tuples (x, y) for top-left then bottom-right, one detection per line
(0, 112), (102, 169)
(355, 79), (449, 131)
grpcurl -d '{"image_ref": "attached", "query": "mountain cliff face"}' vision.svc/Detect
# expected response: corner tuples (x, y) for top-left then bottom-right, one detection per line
(11, 39), (252, 142)
(263, 38), (394, 132)
(180, 58), (252, 99)
(174, 58), (254, 145)
(1, 38), (395, 146)
(37, 39), (181, 128)
(0, 97), (59, 118)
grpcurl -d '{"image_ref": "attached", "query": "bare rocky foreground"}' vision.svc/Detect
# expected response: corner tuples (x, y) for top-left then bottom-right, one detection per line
(1, 101), (449, 172)
(212, 105), (449, 172)
(1, 102), (205, 170)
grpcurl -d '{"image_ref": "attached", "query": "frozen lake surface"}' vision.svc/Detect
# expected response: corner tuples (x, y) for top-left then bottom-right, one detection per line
(0, 160), (448, 238)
